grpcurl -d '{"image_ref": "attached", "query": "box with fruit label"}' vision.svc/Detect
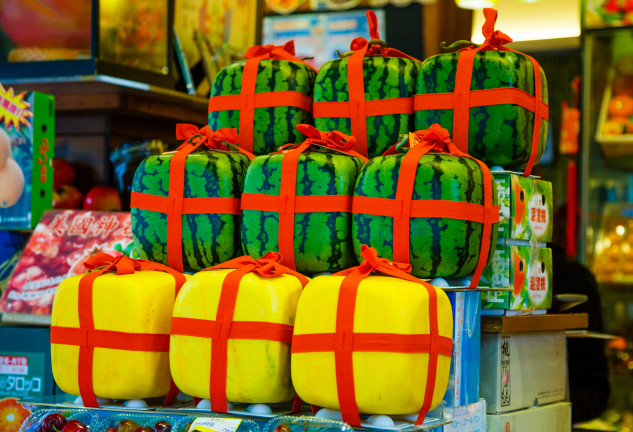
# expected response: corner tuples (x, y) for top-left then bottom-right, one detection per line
(0, 84), (54, 230)
(486, 401), (570, 432)
(481, 242), (552, 312)
(494, 172), (552, 243)
(0, 210), (136, 324)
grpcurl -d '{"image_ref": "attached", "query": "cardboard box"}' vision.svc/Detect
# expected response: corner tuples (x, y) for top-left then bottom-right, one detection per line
(0, 210), (136, 324)
(494, 172), (552, 243)
(486, 402), (571, 432)
(481, 243), (552, 311)
(443, 400), (486, 432)
(443, 291), (480, 408)
(481, 331), (566, 414)
(0, 84), (54, 230)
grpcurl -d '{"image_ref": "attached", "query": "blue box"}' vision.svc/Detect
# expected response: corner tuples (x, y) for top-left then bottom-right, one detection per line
(442, 291), (481, 408)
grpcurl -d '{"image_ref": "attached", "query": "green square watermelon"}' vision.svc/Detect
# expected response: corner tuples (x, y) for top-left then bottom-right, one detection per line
(314, 56), (421, 158)
(131, 150), (250, 273)
(209, 60), (316, 155)
(241, 149), (364, 274)
(414, 50), (548, 170)
(353, 152), (499, 279)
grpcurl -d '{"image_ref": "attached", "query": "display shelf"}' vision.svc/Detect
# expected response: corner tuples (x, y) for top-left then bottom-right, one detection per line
(481, 313), (588, 333)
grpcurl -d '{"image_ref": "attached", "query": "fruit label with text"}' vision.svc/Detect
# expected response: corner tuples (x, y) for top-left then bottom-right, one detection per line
(481, 244), (552, 311)
(493, 173), (553, 243)
(189, 418), (242, 432)
(0, 352), (44, 399)
(0, 87), (54, 230)
(0, 210), (136, 321)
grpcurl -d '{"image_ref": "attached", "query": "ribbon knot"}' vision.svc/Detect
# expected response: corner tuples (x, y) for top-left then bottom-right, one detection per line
(358, 245), (413, 275)
(296, 124), (357, 153)
(245, 41), (296, 60)
(204, 251), (309, 282)
(480, 8), (513, 48)
(84, 252), (140, 275)
(409, 124), (453, 152)
(175, 124), (239, 152)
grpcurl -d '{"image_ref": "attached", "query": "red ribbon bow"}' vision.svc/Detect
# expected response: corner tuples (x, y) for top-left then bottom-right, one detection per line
(350, 245), (414, 277)
(296, 124), (358, 153)
(245, 41), (296, 59)
(84, 252), (142, 275)
(205, 251), (309, 282)
(409, 124), (453, 151)
(480, 8), (513, 48)
(175, 123), (239, 152)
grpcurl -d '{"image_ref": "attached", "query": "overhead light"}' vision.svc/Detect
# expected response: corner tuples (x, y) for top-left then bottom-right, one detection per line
(455, 0), (497, 9)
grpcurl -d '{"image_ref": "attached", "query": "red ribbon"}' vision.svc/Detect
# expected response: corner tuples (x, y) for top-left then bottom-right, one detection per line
(131, 124), (253, 272)
(414, 8), (548, 176)
(241, 126), (366, 271)
(313, 11), (421, 158)
(50, 253), (186, 408)
(291, 245), (453, 426)
(353, 124), (499, 289)
(209, 41), (317, 154)
(170, 252), (309, 413)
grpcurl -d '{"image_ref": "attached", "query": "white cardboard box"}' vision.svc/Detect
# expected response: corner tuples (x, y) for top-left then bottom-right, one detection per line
(481, 331), (566, 413)
(486, 402), (571, 432)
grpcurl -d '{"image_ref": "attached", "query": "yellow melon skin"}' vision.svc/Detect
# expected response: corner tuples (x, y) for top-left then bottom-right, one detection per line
(170, 269), (303, 403)
(51, 271), (184, 400)
(291, 275), (453, 415)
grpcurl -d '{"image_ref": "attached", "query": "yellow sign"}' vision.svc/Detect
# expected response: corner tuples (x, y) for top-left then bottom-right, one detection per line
(0, 85), (31, 131)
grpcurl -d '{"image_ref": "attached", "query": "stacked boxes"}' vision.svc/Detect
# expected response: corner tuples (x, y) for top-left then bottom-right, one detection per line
(482, 172), (554, 314)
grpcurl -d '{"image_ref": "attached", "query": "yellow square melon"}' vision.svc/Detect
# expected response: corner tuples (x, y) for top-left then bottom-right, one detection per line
(170, 269), (304, 403)
(51, 270), (183, 400)
(291, 275), (453, 417)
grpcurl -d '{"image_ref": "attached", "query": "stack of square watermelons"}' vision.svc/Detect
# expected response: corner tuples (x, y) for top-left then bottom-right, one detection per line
(119, 6), (549, 425)
(129, 8), (547, 284)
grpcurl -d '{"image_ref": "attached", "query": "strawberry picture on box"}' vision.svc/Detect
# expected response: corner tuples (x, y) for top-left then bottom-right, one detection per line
(0, 210), (136, 324)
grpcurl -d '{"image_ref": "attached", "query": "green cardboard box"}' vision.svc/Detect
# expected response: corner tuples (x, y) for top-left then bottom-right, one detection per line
(0, 84), (54, 230)
(481, 243), (552, 311)
(494, 172), (552, 243)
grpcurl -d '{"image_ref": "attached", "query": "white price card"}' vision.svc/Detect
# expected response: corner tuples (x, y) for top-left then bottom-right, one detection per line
(444, 400), (486, 432)
(189, 418), (242, 432)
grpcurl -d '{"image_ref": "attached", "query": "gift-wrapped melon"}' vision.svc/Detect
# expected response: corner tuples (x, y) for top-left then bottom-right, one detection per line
(291, 246), (453, 426)
(170, 253), (308, 412)
(241, 125), (366, 274)
(313, 11), (421, 158)
(50, 254), (186, 406)
(413, 8), (548, 175)
(131, 124), (252, 273)
(208, 41), (317, 155)
(352, 124), (499, 286)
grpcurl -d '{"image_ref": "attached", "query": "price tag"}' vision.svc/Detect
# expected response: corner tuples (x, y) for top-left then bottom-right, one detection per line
(189, 418), (242, 432)
(444, 400), (486, 432)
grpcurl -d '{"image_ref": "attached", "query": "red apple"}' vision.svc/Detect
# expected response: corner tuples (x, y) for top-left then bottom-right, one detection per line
(83, 186), (122, 211)
(61, 420), (89, 432)
(53, 185), (84, 209)
(40, 413), (67, 432)
(52, 158), (75, 189)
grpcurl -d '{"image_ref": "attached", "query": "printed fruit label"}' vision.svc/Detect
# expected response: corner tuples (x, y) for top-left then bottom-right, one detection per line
(527, 254), (549, 305)
(188, 418), (242, 432)
(527, 189), (550, 239)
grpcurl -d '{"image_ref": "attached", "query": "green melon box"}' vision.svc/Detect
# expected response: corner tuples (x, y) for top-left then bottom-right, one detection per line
(481, 243), (552, 311)
(0, 86), (54, 230)
(494, 172), (552, 243)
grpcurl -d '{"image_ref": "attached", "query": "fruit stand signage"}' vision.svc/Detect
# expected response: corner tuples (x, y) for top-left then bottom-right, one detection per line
(0, 352), (44, 399)
(0, 210), (136, 323)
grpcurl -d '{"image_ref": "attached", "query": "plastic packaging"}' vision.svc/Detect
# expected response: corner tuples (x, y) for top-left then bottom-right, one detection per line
(99, 413), (196, 432)
(18, 409), (99, 432)
(263, 416), (352, 432)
